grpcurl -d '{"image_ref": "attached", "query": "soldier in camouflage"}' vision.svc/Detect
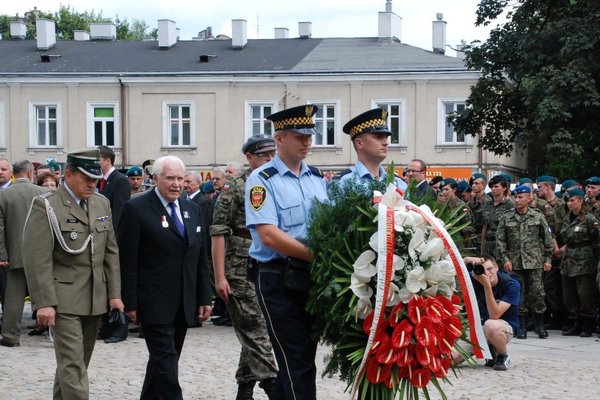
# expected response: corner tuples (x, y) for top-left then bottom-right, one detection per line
(496, 185), (554, 340)
(468, 173), (491, 253)
(557, 188), (600, 337)
(210, 135), (279, 400)
(481, 175), (514, 259)
(437, 178), (474, 250)
(585, 177), (600, 219)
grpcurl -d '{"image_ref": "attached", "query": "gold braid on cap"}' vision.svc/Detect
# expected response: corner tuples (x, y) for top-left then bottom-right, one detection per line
(273, 116), (315, 131)
(349, 117), (388, 139)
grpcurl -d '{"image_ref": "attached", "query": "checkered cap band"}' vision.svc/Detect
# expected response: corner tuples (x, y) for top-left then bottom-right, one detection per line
(273, 116), (315, 131)
(349, 118), (388, 139)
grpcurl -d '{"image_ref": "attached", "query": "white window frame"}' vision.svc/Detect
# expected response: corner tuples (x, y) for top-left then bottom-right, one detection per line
(308, 100), (340, 148)
(437, 97), (472, 146)
(86, 101), (120, 148)
(0, 102), (5, 149)
(162, 101), (195, 148)
(372, 99), (406, 147)
(28, 101), (62, 148)
(244, 101), (277, 140)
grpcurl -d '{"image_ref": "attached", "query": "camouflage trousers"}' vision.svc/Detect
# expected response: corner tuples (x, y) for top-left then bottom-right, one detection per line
(543, 259), (566, 321)
(482, 239), (500, 262)
(513, 268), (546, 315)
(226, 258), (278, 384)
(562, 273), (599, 320)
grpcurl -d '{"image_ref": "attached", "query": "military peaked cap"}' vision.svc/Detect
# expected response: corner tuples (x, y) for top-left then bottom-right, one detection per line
(242, 134), (276, 154)
(66, 149), (102, 180)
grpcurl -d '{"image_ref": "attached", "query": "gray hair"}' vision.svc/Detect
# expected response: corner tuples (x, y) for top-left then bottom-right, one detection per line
(153, 156), (186, 176)
(185, 172), (202, 183)
(12, 159), (33, 175)
(226, 161), (244, 178)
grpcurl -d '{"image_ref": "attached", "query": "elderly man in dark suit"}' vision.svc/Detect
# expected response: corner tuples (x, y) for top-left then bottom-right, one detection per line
(118, 155), (212, 400)
(0, 160), (48, 347)
(97, 145), (130, 230)
(23, 149), (123, 399)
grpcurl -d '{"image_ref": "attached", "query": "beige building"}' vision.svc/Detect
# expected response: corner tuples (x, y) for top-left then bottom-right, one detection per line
(0, 8), (526, 181)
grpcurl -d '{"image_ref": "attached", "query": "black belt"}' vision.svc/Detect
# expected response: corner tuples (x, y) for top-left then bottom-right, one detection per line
(257, 259), (286, 274)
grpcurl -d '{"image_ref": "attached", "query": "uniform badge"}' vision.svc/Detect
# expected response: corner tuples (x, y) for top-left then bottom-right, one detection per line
(574, 226), (580, 233)
(161, 215), (169, 228)
(223, 183), (231, 191)
(183, 211), (190, 219)
(250, 186), (267, 211)
(69, 232), (78, 240)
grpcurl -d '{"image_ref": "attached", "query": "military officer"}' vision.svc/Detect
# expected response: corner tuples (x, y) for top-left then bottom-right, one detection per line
(496, 185), (553, 340)
(210, 135), (279, 400)
(468, 173), (491, 253)
(557, 188), (600, 337)
(585, 176), (600, 216)
(245, 105), (328, 400)
(335, 108), (407, 191)
(481, 175), (514, 259)
(126, 166), (145, 195)
(23, 149), (123, 400)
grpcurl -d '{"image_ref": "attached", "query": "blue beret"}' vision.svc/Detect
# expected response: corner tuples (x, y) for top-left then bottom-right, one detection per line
(518, 177), (534, 185)
(585, 176), (600, 186)
(126, 166), (143, 177)
(561, 180), (579, 191)
(536, 175), (557, 184)
(457, 180), (471, 194)
(567, 188), (585, 198)
(512, 185), (531, 195)
(201, 180), (215, 194)
(470, 173), (486, 181)
(440, 178), (457, 189)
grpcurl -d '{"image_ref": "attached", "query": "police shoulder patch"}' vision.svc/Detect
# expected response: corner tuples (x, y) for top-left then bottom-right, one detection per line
(332, 168), (352, 181)
(308, 165), (323, 178)
(260, 167), (278, 180)
(250, 186), (267, 211)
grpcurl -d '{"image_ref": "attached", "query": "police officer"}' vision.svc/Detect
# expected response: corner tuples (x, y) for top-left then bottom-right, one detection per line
(211, 135), (279, 400)
(481, 175), (514, 258)
(468, 173), (491, 253)
(557, 188), (600, 337)
(335, 108), (407, 190)
(23, 149), (123, 399)
(245, 105), (328, 400)
(496, 185), (553, 339)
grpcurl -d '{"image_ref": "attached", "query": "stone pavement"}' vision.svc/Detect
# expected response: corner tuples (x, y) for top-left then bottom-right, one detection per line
(1, 304), (600, 399)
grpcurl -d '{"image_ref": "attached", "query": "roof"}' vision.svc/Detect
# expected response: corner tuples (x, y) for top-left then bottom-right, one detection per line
(0, 37), (469, 77)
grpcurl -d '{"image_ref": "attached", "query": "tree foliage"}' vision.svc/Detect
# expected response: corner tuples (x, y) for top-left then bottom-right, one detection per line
(0, 6), (155, 41)
(450, 0), (600, 180)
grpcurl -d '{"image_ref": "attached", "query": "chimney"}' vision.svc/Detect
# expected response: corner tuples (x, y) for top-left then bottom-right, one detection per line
(74, 30), (90, 41)
(36, 18), (56, 50)
(274, 27), (289, 39)
(10, 19), (27, 39)
(231, 19), (248, 49)
(90, 23), (117, 40)
(298, 22), (311, 38)
(378, 1), (401, 43)
(158, 19), (177, 48)
(432, 13), (447, 54)
(455, 39), (468, 59)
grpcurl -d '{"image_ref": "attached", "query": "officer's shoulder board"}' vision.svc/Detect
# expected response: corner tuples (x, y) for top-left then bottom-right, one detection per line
(38, 191), (54, 199)
(259, 167), (278, 180)
(308, 165), (323, 178)
(332, 168), (352, 181)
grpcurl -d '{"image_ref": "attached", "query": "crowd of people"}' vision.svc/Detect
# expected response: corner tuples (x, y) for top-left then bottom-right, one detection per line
(0, 104), (599, 399)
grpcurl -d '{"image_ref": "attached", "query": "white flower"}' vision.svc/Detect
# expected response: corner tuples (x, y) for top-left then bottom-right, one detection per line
(387, 282), (401, 306)
(350, 273), (374, 299)
(408, 228), (426, 260)
(399, 287), (417, 303)
(353, 250), (377, 279)
(392, 254), (405, 271)
(405, 265), (427, 293)
(425, 259), (456, 286)
(419, 237), (444, 262)
(394, 209), (414, 232)
(407, 210), (425, 228)
(355, 297), (373, 319)
(369, 232), (379, 252)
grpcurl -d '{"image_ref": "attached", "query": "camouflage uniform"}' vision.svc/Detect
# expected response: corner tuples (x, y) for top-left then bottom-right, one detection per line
(542, 196), (567, 326)
(468, 192), (491, 252)
(481, 197), (514, 260)
(443, 197), (474, 251)
(209, 173), (278, 385)
(558, 212), (600, 322)
(496, 208), (554, 316)
(530, 197), (556, 231)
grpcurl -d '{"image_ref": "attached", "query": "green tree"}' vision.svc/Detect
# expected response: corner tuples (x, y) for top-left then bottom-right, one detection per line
(450, 0), (600, 180)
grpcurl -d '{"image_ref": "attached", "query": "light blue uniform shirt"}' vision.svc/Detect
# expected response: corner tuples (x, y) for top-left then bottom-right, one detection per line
(337, 160), (407, 191)
(245, 154), (328, 262)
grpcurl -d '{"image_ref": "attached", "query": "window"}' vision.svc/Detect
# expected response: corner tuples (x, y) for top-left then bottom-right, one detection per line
(245, 101), (276, 138)
(437, 98), (471, 146)
(309, 101), (340, 147)
(373, 100), (406, 146)
(0, 102), (4, 148)
(163, 101), (195, 147)
(86, 102), (119, 147)
(29, 102), (61, 148)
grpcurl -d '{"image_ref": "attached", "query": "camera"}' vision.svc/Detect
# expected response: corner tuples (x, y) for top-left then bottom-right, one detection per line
(466, 263), (485, 275)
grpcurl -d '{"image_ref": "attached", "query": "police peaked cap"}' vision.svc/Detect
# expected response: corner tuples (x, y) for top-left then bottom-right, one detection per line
(242, 134), (276, 154)
(266, 105), (318, 136)
(343, 108), (392, 139)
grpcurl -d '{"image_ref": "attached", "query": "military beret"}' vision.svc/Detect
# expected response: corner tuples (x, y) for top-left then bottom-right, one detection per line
(266, 105), (318, 136)
(429, 176), (444, 186)
(47, 160), (62, 172)
(501, 174), (512, 184)
(66, 149), (102, 180)
(469, 173), (486, 186)
(242, 134), (276, 154)
(561, 180), (579, 191)
(567, 188), (585, 198)
(517, 177), (534, 185)
(536, 175), (557, 184)
(126, 166), (143, 177)
(585, 176), (600, 186)
(440, 178), (457, 189)
(488, 174), (507, 187)
(201, 180), (215, 194)
(512, 185), (531, 195)
(342, 108), (392, 139)
(457, 180), (471, 194)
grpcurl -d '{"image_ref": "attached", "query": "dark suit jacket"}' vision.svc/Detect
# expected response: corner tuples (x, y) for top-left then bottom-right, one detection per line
(100, 169), (130, 230)
(118, 189), (211, 326)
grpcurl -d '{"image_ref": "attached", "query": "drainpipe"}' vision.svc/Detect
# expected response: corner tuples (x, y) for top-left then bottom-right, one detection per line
(119, 77), (127, 166)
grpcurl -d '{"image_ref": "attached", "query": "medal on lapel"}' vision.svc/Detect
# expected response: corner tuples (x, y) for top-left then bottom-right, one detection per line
(183, 211), (190, 219)
(161, 215), (169, 228)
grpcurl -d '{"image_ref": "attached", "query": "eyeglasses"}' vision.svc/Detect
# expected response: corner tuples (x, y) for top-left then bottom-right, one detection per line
(255, 151), (276, 159)
(407, 169), (423, 174)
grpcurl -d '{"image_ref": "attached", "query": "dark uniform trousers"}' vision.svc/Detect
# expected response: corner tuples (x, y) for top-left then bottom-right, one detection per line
(255, 268), (317, 400)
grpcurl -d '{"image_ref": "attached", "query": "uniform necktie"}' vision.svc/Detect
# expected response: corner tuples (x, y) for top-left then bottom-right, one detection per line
(99, 178), (106, 191)
(80, 199), (88, 213)
(168, 202), (186, 238)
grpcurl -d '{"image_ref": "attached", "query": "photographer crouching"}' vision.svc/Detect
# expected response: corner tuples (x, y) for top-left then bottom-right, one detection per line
(461, 255), (521, 371)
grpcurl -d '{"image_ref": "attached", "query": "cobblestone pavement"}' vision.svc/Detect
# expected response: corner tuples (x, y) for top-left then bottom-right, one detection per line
(1, 304), (600, 399)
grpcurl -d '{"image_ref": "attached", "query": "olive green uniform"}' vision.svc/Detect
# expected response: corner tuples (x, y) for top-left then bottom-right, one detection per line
(481, 197), (514, 259)
(468, 192), (491, 253)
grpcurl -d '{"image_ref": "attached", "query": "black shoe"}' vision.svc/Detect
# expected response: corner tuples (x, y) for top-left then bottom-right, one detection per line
(0, 337), (20, 347)
(580, 318), (595, 337)
(493, 353), (510, 371)
(28, 327), (48, 336)
(516, 328), (527, 339)
(213, 314), (232, 326)
(517, 316), (527, 339)
(533, 313), (548, 339)
(236, 381), (255, 400)
(259, 378), (280, 400)
(562, 320), (582, 336)
(484, 343), (497, 367)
